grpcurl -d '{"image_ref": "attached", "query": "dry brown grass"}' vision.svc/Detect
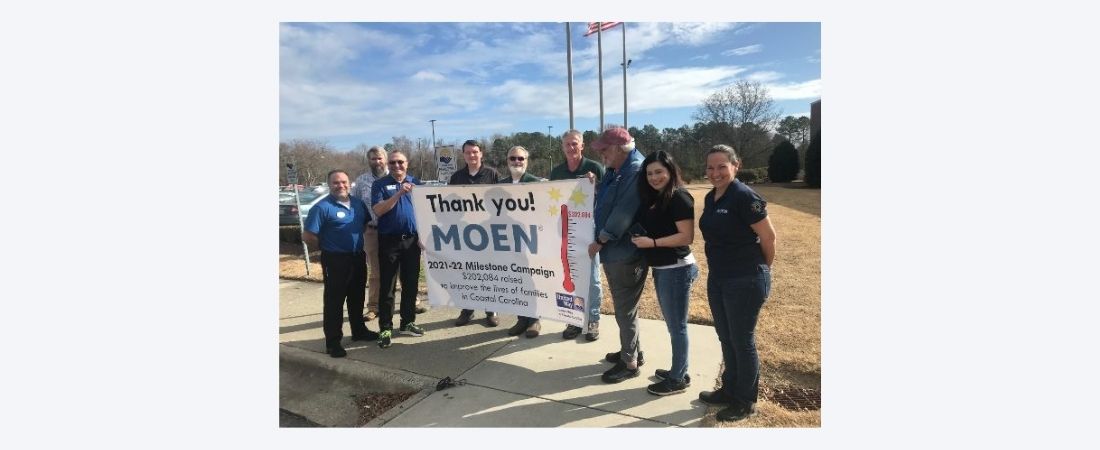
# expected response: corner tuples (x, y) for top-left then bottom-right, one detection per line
(279, 181), (821, 427)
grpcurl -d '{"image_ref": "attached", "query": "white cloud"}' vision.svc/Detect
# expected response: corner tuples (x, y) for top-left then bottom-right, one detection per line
(747, 71), (782, 82)
(722, 44), (762, 56)
(412, 71), (445, 82)
(767, 79), (822, 100)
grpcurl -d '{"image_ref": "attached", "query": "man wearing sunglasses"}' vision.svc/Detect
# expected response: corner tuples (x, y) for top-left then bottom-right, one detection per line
(370, 151), (426, 348)
(449, 139), (502, 327)
(500, 146), (543, 338)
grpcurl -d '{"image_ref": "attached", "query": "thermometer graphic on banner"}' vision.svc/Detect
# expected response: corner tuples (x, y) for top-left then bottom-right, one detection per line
(560, 203), (575, 292)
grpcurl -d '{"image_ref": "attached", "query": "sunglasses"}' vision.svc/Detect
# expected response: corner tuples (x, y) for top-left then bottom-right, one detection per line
(388, 160), (407, 166)
(508, 156), (526, 162)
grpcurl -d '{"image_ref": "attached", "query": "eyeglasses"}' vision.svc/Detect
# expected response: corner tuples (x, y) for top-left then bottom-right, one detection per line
(508, 156), (526, 162)
(388, 161), (407, 166)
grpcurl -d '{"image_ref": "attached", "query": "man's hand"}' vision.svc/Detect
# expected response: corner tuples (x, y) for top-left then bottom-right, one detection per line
(588, 242), (602, 258)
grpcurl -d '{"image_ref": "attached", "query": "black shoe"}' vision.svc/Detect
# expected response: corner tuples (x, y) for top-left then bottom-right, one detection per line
(601, 361), (640, 384)
(524, 320), (541, 338)
(351, 329), (380, 341)
(698, 389), (732, 405)
(326, 345), (347, 358)
(647, 378), (689, 396)
(654, 369), (692, 386)
(455, 309), (474, 326)
(716, 402), (756, 422)
(508, 317), (529, 336)
(377, 329), (392, 349)
(604, 350), (645, 366)
(415, 305), (429, 314)
(562, 324), (583, 339)
(484, 312), (499, 327)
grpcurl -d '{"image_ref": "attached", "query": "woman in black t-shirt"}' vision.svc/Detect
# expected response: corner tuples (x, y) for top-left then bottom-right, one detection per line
(697, 144), (776, 422)
(629, 150), (699, 396)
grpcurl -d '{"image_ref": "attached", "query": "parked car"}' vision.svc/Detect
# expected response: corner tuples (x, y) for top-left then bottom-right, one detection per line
(279, 189), (328, 225)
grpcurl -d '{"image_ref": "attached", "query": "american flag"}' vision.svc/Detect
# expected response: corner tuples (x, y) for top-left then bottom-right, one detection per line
(584, 22), (622, 36)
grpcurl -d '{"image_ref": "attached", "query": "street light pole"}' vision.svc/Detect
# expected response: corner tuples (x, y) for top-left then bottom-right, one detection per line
(547, 125), (554, 177)
(429, 119), (437, 180)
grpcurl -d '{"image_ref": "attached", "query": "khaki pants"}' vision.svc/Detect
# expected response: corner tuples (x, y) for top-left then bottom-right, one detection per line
(364, 226), (381, 313)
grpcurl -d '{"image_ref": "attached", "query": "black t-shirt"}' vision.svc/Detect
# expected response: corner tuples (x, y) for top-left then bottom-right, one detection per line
(698, 180), (768, 277)
(634, 188), (694, 267)
(448, 166), (500, 185)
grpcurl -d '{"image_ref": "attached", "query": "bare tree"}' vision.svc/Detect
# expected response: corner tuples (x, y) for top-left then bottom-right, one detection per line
(692, 80), (782, 167)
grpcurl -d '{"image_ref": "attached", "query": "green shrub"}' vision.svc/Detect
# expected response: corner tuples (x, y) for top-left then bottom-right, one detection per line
(768, 140), (800, 182)
(738, 169), (760, 183)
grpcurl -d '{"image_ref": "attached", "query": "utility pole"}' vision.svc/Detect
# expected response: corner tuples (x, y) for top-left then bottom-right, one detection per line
(429, 119), (437, 180)
(547, 125), (554, 177)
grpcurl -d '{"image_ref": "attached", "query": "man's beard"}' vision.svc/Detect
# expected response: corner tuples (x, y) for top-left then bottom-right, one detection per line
(371, 165), (386, 177)
(508, 166), (525, 179)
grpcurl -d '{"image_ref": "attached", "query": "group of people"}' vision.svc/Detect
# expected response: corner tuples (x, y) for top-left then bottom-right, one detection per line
(300, 127), (776, 422)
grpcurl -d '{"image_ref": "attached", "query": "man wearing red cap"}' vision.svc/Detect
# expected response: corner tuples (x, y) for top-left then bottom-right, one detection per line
(588, 127), (651, 383)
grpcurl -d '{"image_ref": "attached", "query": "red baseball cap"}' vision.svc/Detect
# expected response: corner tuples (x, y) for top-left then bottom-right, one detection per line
(591, 127), (632, 150)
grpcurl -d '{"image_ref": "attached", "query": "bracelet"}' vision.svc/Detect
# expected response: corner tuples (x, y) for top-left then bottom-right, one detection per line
(652, 237), (657, 247)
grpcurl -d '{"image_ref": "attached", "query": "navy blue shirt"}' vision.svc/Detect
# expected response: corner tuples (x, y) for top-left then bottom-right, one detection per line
(371, 174), (422, 235)
(303, 195), (369, 252)
(698, 179), (768, 277)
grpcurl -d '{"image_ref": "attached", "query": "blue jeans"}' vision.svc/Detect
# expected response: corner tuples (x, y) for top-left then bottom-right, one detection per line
(653, 263), (699, 383)
(707, 264), (771, 405)
(588, 253), (603, 327)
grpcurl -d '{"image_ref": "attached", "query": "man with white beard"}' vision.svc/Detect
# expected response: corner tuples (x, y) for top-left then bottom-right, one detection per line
(499, 146), (542, 338)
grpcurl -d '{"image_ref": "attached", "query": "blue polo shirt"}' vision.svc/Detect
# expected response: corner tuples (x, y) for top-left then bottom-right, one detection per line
(371, 174), (421, 235)
(698, 179), (768, 277)
(303, 195), (369, 252)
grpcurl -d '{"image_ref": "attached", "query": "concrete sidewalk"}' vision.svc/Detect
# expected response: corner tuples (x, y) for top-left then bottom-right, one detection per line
(279, 279), (721, 427)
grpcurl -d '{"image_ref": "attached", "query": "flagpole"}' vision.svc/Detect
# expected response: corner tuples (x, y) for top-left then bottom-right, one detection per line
(622, 22), (628, 129)
(597, 22), (604, 131)
(566, 22), (574, 130)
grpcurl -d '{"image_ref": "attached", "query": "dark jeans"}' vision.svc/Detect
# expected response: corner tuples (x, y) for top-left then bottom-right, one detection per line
(319, 251), (369, 347)
(707, 264), (771, 405)
(604, 254), (649, 364)
(378, 233), (422, 331)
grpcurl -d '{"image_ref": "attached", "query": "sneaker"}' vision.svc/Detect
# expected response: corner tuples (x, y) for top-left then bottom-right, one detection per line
(585, 322), (600, 341)
(485, 312), (500, 327)
(399, 323), (425, 337)
(455, 309), (474, 326)
(654, 369), (691, 386)
(377, 329), (393, 348)
(562, 324), (583, 339)
(601, 361), (640, 384)
(326, 345), (347, 358)
(605, 350), (645, 366)
(647, 378), (688, 396)
(524, 320), (541, 338)
(716, 402), (756, 422)
(508, 317), (529, 336)
(698, 390), (731, 405)
(351, 329), (380, 341)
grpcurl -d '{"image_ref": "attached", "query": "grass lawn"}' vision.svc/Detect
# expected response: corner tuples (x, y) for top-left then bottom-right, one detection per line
(279, 180), (821, 427)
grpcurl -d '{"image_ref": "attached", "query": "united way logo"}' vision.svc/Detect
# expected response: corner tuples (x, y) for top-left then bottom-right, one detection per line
(556, 293), (585, 312)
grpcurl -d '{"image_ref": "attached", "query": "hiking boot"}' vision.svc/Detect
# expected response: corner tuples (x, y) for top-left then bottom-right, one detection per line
(562, 324), (583, 339)
(326, 344), (347, 358)
(399, 323), (425, 337)
(605, 350), (645, 366)
(485, 311), (499, 327)
(585, 322), (600, 341)
(601, 361), (639, 384)
(646, 378), (689, 396)
(455, 309), (474, 326)
(698, 389), (731, 405)
(716, 401), (756, 422)
(524, 320), (541, 338)
(654, 369), (691, 386)
(351, 329), (380, 341)
(508, 317), (529, 336)
(377, 329), (393, 348)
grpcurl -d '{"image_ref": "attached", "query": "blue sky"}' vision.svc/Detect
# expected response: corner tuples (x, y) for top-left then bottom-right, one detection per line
(280, 22), (820, 151)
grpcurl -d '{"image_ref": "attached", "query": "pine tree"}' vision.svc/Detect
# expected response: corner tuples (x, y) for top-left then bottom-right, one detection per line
(767, 140), (800, 183)
(804, 132), (821, 188)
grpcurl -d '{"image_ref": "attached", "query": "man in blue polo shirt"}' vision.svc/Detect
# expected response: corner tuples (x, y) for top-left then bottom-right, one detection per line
(303, 170), (379, 358)
(371, 150), (426, 348)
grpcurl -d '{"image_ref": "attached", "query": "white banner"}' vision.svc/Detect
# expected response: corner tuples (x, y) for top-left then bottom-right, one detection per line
(412, 179), (596, 327)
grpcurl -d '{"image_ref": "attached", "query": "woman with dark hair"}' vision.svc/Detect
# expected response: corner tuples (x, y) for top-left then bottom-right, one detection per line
(629, 150), (698, 396)
(697, 144), (776, 422)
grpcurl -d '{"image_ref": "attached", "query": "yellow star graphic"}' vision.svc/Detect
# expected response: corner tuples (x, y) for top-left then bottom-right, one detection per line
(548, 188), (562, 202)
(569, 188), (588, 207)
(548, 204), (559, 216)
